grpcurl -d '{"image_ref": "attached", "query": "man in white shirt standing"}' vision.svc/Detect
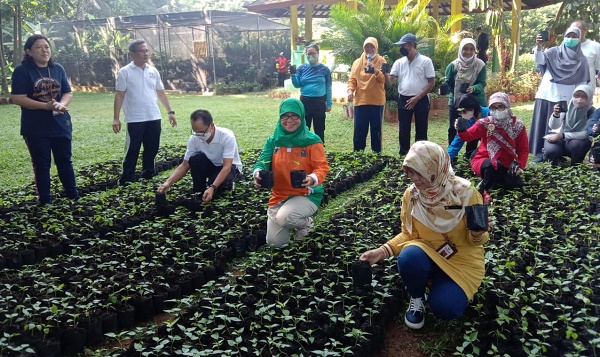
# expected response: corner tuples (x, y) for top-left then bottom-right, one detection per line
(571, 21), (600, 88)
(386, 33), (436, 155)
(157, 109), (242, 204)
(112, 39), (177, 185)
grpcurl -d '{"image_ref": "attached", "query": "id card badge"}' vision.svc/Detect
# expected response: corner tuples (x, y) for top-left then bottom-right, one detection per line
(436, 242), (457, 259)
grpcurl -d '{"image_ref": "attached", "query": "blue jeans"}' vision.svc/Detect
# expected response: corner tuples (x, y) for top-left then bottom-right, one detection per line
(397, 245), (468, 320)
(24, 136), (78, 204)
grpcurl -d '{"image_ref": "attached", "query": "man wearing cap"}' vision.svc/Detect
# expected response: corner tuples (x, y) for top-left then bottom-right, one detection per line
(276, 52), (288, 87)
(386, 33), (436, 155)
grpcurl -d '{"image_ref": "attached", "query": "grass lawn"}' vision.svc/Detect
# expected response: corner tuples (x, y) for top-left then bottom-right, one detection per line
(0, 90), (535, 188)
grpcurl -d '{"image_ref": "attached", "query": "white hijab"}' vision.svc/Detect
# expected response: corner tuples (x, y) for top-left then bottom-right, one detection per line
(452, 38), (486, 105)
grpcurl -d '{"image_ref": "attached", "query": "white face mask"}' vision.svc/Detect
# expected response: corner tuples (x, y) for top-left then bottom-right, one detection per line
(194, 128), (212, 142)
(461, 110), (475, 120)
(491, 109), (509, 120)
(572, 96), (588, 108)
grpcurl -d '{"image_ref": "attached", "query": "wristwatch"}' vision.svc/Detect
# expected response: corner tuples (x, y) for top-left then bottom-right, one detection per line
(168, 111), (175, 115)
(209, 184), (217, 190)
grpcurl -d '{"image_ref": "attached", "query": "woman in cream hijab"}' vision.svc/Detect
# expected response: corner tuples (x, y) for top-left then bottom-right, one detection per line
(360, 141), (490, 330)
(445, 37), (487, 159)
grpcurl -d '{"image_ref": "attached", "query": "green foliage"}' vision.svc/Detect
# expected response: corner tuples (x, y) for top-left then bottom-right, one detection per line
(519, 4), (561, 55)
(552, 0), (600, 41)
(321, 0), (435, 67)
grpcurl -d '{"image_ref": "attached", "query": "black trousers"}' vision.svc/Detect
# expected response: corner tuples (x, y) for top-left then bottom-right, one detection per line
(189, 152), (241, 193)
(481, 159), (524, 192)
(543, 138), (592, 166)
(278, 72), (286, 87)
(120, 120), (161, 185)
(24, 136), (78, 204)
(301, 95), (327, 143)
(398, 95), (430, 155)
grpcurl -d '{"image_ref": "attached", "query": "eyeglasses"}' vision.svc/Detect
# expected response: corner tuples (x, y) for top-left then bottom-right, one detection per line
(193, 125), (211, 136)
(280, 114), (300, 121)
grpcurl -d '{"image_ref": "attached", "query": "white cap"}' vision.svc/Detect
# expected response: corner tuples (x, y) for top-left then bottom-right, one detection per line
(279, 52), (284, 56)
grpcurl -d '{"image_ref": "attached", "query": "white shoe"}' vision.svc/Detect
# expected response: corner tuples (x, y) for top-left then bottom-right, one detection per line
(295, 217), (313, 240)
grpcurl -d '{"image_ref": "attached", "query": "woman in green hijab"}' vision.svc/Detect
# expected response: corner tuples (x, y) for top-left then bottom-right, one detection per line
(253, 98), (330, 247)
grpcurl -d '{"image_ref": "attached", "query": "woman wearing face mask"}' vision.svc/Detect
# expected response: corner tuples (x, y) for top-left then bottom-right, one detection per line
(543, 85), (595, 166)
(457, 93), (529, 204)
(291, 44), (332, 143)
(445, 38), (487, 161)
(530, 27), (591, 162)
(347, 37), (388, 153)
(253, 98), (330, 247)
(157, 109), (242, 204)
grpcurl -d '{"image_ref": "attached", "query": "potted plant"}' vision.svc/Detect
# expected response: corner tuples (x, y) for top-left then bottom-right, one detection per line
(290, 161), (306, 188)
(213, 83), (227, 96)
(384, 100), (398, 123)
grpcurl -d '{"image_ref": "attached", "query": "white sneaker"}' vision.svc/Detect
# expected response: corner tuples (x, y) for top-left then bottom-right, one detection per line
(295, 217), (314, 240)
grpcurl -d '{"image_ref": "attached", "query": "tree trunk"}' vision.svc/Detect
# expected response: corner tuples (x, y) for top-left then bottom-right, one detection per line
(17, 0), (22, 59)
(13, 11), (18, 64)
(0, 15), (9, 94)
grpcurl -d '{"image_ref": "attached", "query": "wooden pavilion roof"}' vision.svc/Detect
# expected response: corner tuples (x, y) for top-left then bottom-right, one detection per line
(245, 0), (560, 18)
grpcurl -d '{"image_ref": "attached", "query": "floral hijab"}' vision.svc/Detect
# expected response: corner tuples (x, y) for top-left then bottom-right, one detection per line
(403, 141), (473, 234)
(479, 92), (524, 168)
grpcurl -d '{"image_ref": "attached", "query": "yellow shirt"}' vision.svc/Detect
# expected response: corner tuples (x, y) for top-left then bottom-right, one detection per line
(347, 56), (387, 106)
(383, 188), (489, 299)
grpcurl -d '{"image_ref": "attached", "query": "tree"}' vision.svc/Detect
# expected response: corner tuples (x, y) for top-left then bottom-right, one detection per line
(321, 0), (436, 67)
(519, 4), (560, 55)
(469, 0), (511, 73)
(551, 0), (599, 41)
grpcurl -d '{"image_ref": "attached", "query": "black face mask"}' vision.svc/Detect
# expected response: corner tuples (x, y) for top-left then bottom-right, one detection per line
(400, 47), (409, 57)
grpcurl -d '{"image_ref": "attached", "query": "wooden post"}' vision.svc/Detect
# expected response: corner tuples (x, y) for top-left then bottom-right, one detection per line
(305, 3), (313, 43)
(290, 5), (298, 52)
(431, 0), (439, 21)
(510, 0), (521, 72)
(450, 0), (462, 34)
(348, 0), (358, 11)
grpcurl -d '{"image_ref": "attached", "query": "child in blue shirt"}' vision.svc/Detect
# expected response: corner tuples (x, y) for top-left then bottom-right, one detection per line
(448, 94), (489, 165)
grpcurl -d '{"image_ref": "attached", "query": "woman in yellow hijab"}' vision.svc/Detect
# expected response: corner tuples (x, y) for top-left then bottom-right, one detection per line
(347, 37), (388, 153)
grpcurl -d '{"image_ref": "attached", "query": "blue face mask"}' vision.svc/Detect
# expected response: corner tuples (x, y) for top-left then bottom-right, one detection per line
(563, 38), (580, 48)
(307, 54), (318, 64)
